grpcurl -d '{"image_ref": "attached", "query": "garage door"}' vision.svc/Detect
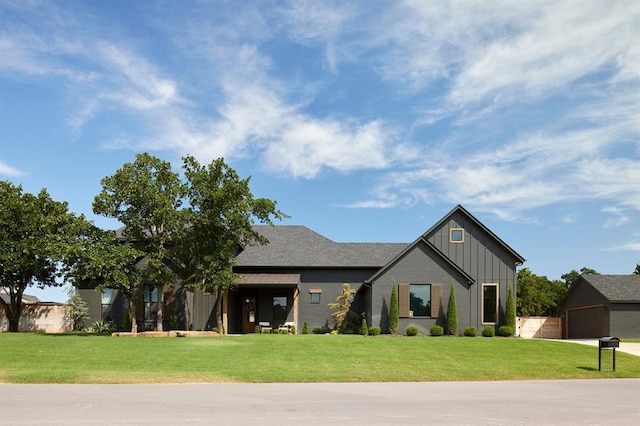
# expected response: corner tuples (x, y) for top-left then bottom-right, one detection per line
(567, 306), (607, 339)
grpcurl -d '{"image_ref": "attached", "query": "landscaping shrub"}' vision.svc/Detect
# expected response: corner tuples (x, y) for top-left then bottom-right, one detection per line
(498, 325), (514, 337)
(505, 286), (516, 329)
(360, 319), (368, 336)
(405, 325), (419, 336)
(430, 325), (443, 336)
(291, 325), (296, 334)
(368, 326), (381, 336)
(389, 282), (399, 333)
(463, 326), (477, 337)
(91, 320), (114, 335)
(302, 321), (309, 334)
(445, 284), (457, 335)
(312, 326), (323, 334)
(482, 326), (495, 337)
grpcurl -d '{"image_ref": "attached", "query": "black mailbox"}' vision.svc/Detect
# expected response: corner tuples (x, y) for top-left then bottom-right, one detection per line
(599, 337), (620, 348)
(598, 337), (620, 371)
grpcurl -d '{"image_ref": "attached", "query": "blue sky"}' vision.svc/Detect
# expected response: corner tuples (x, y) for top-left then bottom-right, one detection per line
(1, 0), (638, 302)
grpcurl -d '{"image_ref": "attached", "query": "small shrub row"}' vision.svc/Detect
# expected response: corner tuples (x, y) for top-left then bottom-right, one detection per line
(464, 326), (477, 337)
(406, 325), (419, 336)
(430, 325), (443, 336)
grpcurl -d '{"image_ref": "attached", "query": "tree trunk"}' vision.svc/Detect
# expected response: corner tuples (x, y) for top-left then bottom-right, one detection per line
(156, 285), (164, 332)
(1, 290), (23, 333)
(215, 292), (224, 335)
(128, 300), (138, 334)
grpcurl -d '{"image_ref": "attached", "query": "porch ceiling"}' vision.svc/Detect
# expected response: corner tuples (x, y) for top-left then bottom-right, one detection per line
(236, 273), (300, 286)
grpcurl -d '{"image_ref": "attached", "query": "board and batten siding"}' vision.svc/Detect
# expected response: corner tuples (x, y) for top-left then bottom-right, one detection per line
(424, 210), (519, 329)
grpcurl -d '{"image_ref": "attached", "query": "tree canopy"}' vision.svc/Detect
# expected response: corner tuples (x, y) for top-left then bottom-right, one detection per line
(92, 153), (185, 331)
(174, 155), (287, 333)
(516, 268), (567, 317)
(88, 153), (286, 333)
(0, 181), (89, 332)
(561, 267), (599, 288)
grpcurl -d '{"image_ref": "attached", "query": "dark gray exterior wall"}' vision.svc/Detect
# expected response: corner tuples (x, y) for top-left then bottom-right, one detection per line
(228, 267), (377, 333)
(424, 211), (519, 330)
(370, 241), (472, 334)
(77, 287), (102, 325)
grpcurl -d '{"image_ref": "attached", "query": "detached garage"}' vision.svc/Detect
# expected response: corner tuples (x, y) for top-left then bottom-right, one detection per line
(561, 274), (640, 339)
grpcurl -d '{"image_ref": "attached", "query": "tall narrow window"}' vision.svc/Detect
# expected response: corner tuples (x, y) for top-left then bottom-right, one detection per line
(144, 284), (158, 322)
(482, 284), (498, 324)
(409, 284), (431, 317)
(101, 289), (115, 322)
(273, 296), (287, 322)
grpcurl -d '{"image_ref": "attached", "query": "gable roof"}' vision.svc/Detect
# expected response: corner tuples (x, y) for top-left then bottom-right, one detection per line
(365, 236), (475, 285)
(235, 225), (406, 268)
(580, 274), (640, 302)
(425, 205), (525, 264)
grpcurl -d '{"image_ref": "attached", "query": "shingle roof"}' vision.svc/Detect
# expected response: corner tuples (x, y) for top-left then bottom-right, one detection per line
(236, 225), (407, 268)
(582, 274), (640, 302)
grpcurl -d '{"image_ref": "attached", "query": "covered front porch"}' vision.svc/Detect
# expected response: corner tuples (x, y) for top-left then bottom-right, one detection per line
(226, 273), (300, 334)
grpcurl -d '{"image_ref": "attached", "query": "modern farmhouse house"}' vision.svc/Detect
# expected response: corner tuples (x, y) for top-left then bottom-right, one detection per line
(78, 205), (525, 334)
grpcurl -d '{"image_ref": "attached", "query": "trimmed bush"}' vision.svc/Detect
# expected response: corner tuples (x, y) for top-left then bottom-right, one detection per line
(302, 321), (309, 334)
(430, 325), (444, 336)
(368, 326), (381, 336)
(498, 325), (514, 337)
(359, 319), (369, 336)
(482, 326), (495, 337)
(505, 286), (516, 329)
(312, 326), (323, 334)
(389, 282), (399, 333)
(405, 325), (419, 336)
(463, 326), (477, 337)
(445, 284), (457, 335)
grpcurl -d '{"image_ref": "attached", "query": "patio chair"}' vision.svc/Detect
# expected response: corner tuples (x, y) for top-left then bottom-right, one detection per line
(259, 322), (271, 334)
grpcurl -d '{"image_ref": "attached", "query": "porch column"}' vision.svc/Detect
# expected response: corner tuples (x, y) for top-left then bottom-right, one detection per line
(222, 293), (228, 334)
(293, 286), (299, 333)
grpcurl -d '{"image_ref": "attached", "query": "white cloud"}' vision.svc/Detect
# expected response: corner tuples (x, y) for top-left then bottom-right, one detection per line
(602, 206), (630, 228)
(0, 161), (25, 177)
(602, 242), (640, 253)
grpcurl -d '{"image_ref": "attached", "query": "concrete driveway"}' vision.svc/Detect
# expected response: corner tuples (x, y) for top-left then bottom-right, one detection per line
(2, 380), (640, 425)
(562, 339), (640, 356)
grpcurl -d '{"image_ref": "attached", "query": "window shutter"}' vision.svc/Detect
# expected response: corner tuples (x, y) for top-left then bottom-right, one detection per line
(398, 283), (410, 318)
(431, 284), (442, 318)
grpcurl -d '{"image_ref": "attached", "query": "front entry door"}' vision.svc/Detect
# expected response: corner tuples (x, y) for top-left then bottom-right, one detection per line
(242, 296), (257, 333)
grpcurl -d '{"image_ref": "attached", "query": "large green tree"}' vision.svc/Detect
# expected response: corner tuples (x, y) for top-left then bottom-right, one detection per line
(516, 268), (567, 317)
(561, 267), (598, 288)
(93, 153), (186, 332)
(0, 181), (88, 332)
(66, 226), (145, 333)
(175, 155), (287, 333)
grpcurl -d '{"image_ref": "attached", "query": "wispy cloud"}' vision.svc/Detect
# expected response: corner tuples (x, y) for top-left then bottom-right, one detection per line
(0, 161), (25, 177)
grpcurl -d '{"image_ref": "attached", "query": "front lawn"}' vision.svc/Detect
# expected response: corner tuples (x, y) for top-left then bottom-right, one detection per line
(1, 333), (639, 383)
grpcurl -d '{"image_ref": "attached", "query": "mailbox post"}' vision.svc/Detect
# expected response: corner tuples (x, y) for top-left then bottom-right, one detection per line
(598, 337), (620, 372)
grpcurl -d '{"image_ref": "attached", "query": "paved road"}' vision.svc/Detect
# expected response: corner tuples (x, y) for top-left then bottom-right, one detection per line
(2, 380), (639, 425)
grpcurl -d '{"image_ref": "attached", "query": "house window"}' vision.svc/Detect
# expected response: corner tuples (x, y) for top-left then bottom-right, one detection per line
(273, 296), (287, 322)
(409, 284), (431, 317)
(101, 289), (115, 322)
(143, 284), (158, 322)
(450, 228), (464, 243)
(482, 284), (498, 324)
(310, 289), (321, 304)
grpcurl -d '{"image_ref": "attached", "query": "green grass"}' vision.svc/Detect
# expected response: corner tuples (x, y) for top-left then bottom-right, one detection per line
(1, 333), (639, 383)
